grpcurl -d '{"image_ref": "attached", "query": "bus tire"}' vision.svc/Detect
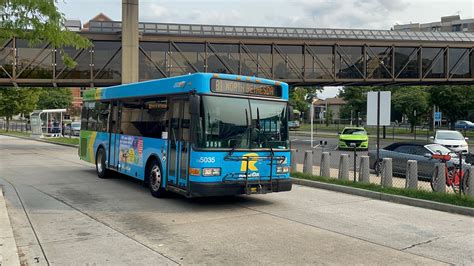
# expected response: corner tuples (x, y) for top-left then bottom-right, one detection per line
(147, 159), (166, 198)
(96, 147), (109, 179)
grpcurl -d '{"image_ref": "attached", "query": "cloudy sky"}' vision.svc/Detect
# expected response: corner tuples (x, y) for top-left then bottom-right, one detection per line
(57, 0), (473, 98)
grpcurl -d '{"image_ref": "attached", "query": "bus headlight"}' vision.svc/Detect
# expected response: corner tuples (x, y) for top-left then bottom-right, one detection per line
(202, 168), (221, 176)
(277, 166), (289, 173)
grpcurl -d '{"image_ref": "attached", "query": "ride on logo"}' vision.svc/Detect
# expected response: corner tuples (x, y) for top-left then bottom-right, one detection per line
(240, 153), (259, 172)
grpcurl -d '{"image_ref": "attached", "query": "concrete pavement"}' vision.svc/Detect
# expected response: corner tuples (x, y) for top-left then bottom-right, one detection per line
(0, 135), (473, 264)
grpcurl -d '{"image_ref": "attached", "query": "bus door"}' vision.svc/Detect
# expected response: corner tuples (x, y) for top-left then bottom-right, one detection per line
(108, 101), (120, 169)
(168, 99), (190, 188)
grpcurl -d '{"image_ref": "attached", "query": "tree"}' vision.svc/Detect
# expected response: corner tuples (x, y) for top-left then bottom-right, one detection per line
(0, 0), (91, 67)
(0, 88), (40, 131)
(289, 87), (320, 113)
(338, 86), (381, 125)
(429, 85), (474, 129)
(37, 88), (73, 110)
(325, 109), (333, 126)
(391, 86), (430, 132)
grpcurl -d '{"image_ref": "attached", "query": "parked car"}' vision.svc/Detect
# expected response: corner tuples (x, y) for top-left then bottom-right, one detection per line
(431, 130), (469, 154)
(454, 120), (474, 130)
(64, 122), (81, 136)
(369, 142), (470, 181)
(338, 127), (369, 150)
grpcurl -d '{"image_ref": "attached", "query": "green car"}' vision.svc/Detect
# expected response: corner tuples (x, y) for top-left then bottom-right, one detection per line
(338, 127), (369, 150)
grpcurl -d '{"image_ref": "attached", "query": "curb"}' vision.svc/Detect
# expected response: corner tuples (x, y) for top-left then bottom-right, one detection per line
(292, 178), (474, 217)
(0, 186), (21, 266)
(0, 134), (78, 148)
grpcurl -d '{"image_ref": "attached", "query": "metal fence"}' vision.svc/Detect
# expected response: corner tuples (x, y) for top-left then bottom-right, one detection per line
(295, 119), (474, 142)
(0, 120), (31, 133)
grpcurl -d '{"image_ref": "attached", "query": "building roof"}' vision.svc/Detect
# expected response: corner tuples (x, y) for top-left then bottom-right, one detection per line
(313, 97), (346, 106)
(83, 13), (113, 30)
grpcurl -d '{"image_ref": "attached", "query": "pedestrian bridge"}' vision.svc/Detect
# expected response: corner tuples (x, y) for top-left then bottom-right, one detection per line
(1, 21), (473, 87)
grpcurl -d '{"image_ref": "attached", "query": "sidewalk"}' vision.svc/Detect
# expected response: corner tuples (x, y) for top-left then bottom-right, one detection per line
(0, 186), (20, 266)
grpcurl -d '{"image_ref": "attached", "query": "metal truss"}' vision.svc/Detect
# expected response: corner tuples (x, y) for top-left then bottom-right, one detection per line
(0, 35), (473, 87)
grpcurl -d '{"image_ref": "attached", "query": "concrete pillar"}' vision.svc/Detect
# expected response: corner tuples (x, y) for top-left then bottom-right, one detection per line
(466, 166), (474, 196)
(122, 0), (139, 84)
(406, 160), (418, 189)
(290, 149), (297, 172)
(359, 156), (370, 183)
(381, 158), (392, 187)
(320, 152), (330, 177)
(303, 150), (313, 175)
(338, 154), (349, 180)
(432, 163), (446, 193)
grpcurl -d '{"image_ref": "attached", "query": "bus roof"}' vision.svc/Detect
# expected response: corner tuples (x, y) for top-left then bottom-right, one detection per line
(83, 73), (288, 101)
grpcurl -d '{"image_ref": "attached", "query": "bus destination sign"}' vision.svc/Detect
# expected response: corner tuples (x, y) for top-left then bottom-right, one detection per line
(211, 79), (281, 97)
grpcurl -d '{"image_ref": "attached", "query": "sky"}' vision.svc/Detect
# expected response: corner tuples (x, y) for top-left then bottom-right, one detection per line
(57, 0), (473, 98)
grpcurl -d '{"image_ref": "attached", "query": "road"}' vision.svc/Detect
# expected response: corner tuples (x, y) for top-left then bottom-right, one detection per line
(0, 135), (473, 265)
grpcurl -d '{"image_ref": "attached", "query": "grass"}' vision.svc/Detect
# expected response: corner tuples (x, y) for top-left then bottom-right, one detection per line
(44, 137), (79, 146)
(0, 130), (30, 137)
(291, 172), (474, 208)
(0, 130), (79, 146)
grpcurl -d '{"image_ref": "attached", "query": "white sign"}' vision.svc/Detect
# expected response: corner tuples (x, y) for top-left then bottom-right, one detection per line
(367, 91), (391, 126)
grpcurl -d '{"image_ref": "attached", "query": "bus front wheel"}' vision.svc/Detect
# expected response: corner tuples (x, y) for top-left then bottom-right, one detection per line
(96, 148), (109, 179)
(147, 159), (166, 198)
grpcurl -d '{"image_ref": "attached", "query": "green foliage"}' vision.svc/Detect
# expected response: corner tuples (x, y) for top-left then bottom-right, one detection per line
(37, 88), (73, 110)
(325, 109), (333, 126)
(289, 87), (320, 113)
(338, 86), (380, 114)
(0, 88), (40, 130)
(391, 86), (430, 131)
(0, 0), (91, 68)
(429, 85), (474, 128)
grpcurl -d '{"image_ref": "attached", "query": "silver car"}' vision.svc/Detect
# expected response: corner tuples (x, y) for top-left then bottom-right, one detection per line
(369, 142), (470, 181)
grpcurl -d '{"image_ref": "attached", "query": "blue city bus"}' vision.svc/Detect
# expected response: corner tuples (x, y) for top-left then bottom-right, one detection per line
(79, 73), (292, 197)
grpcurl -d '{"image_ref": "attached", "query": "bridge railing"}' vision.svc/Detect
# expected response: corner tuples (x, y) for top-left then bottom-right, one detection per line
(86, 20), (474, 42)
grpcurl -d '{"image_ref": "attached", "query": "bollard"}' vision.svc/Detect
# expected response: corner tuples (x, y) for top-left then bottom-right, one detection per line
(290, 149), (298, 172)
(432, 163), (446, 193)
(338, 154), (349, 180)
(406, 160), (418, 189)
(359, 156), (370, 183)
(465, 166), (473, 196)
(320, 152), (330, 177)
(303, 150), (313, 175)
(381, 158), (393, 187)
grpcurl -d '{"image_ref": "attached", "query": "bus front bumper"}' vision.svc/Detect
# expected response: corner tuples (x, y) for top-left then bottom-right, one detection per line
(189, 179), (292, 197)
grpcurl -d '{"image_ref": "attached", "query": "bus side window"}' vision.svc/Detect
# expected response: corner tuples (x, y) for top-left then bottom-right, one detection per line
(141, 97), (168, 138)
(120, 100), (142, 136)
(86, 102), (96, 131)
(182, 101), (190, 141)
(96, 102), (109, 132)
(81, 103), (89, 131)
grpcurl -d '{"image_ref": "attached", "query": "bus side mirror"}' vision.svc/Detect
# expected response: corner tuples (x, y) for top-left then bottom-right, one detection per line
(288, 105), (295, 121)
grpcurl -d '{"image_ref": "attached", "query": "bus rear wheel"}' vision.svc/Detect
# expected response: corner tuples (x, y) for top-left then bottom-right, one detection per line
(96, 148), (109, 179)
(147, 159), (166, 198)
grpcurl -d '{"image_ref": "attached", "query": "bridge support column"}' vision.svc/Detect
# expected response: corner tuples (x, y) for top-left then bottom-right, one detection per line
(122, 0), (139, 84)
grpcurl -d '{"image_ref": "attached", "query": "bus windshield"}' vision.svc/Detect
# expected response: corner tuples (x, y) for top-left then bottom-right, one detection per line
(198, 96), (288, 149)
